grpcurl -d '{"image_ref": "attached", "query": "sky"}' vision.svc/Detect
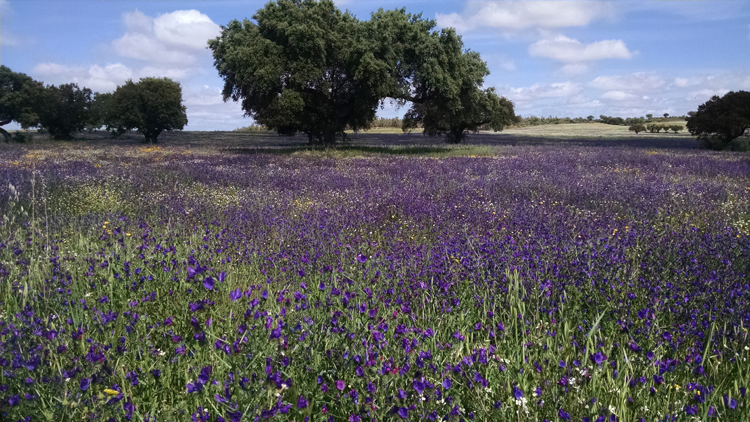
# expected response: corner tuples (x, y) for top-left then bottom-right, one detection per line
(1, 0), (748, 131)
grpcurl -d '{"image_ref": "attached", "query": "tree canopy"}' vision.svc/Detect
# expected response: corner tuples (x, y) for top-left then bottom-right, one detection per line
(37, 83), (93, 140)
(0, 66), (45, 141)
(400, 28), (516, 142)
(209, 0), (515, 144)
(687, 90), (750, 150)
(108, 77), (188, 143)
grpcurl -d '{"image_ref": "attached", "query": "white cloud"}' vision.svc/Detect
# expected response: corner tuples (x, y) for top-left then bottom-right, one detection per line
(687, 88), (729, 102)
(436, 1), (614, 33)
(114, 33), (197, 64)
(154, 10), (221, 50)
(558, 63), (591, 77)
(674, 77), (693, 88)
(601, 90), (637, 101)
(112, 9), (220, 65)
(500, 81), (581, 103)
(179, 85), (247, 130)
(529, 35), (632, 63)
(32, 62), (191, 93)
(589, 72), (666, 93)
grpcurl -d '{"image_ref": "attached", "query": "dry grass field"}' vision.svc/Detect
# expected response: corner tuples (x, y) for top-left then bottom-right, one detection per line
(497, 121), (689, 138)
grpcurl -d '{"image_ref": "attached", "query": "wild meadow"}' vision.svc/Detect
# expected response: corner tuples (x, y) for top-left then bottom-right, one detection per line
(0, 137), (749, 422)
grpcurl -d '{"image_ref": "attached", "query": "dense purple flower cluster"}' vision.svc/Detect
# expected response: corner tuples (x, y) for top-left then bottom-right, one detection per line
(0, 145), (748, 421)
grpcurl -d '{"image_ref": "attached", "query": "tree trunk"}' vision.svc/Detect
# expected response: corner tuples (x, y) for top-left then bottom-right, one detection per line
(323, 131), (336, 145)
(447, 127), (466, 144)
(0, 127), (11, 143)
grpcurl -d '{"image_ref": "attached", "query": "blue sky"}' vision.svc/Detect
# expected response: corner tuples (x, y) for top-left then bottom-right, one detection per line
(2, 0), (748, 130)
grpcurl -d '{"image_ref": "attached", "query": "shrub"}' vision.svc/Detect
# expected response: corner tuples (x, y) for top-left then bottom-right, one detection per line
(669, 125), (683, 134)
(628, 124), (647, 134)
(12, 131), (32, 143)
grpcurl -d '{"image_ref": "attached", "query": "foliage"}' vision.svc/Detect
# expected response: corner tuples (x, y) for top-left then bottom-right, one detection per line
(86, 92), (113, 133)
(209, 0), (393, 144)
(687, 90), (750, 150)
(669, 125), (683, 134)
(628, 124), (646, 134)
(398, 26), (516, 143)
(108, 78), (188, 143)
(646, 123), (661, 133)
(12, 131), (33, 143)
(0, 66), (45, 141)
(234, 123), (271, 132)
(598, 116), (647, 127)
(369, 117), (405, 129)
(37, 83), (93, 140)
(1, 143), (749, 421)
(515, 116), (589, 126)
(210, 1), (514, 144)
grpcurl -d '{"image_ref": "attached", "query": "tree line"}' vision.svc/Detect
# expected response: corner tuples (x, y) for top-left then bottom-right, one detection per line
(2, 0), (748, 148)
(0, 66), (187, 143)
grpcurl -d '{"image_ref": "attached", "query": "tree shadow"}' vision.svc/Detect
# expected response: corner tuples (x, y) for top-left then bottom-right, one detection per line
(223, 145), (454, 156)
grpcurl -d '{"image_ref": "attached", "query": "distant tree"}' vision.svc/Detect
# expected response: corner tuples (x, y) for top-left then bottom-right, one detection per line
(663, 113), (669, 118)
(108, 78), (188, 143)
(646, 114), (653, 121)
(587, 115), (594, 122)
(629, 124), (646, 134)
(669, 125), (683, 134)
(37, 83), (93, 140)
(687, 90), (750, 150)
(0, 66), (45, 142)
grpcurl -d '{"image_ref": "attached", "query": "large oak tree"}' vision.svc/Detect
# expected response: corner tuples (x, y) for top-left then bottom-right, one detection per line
(0, 66), (45, 142)
(209, 0), (515, 144)
(687, 90), (750, 150)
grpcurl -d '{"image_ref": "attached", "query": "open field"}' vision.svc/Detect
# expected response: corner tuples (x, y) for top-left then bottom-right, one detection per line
(498, 122), (689, 138)
(4, 123), (701, 152)
(1, 132), (749, 422)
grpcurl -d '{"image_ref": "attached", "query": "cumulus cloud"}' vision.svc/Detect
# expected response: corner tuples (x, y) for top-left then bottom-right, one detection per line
(32, 62), (189, 92)
(600, 90), (638, 101)
(687, 88), (730, 102)
(558, 63), (591, 77)
(436, 1), (614, 33)
(674, 77), (693, 88)
(181, 85), (248, 130)
(500, 81), (581, 104)
(529, 35), (632, 63)
(112, 9), (220, 65)
(589, 72), (666, 93)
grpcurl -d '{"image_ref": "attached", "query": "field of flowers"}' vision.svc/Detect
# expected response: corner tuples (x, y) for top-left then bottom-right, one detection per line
(0, 139), (749, 422)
